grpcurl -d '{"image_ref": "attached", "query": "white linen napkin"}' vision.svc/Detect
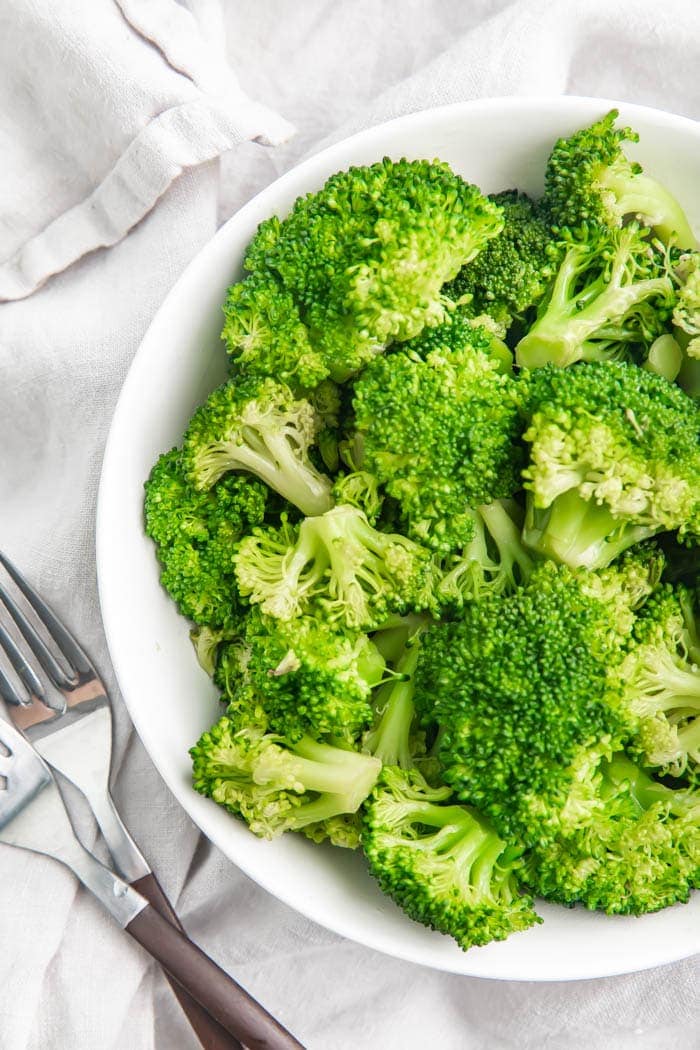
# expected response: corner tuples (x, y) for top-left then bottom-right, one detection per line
(1, 2), (699, 1049)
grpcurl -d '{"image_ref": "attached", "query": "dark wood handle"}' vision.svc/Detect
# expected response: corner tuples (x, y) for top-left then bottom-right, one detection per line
(132, 873), (243, 1050)
(126, 902), (304, 1050)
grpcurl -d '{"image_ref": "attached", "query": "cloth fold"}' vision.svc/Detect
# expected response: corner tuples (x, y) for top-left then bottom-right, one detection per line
(0, 1), (698, 1049)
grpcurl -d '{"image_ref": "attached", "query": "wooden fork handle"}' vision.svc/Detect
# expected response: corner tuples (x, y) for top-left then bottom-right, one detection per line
(126, 897), (304, 1050)
(132, 873), (243, 1050)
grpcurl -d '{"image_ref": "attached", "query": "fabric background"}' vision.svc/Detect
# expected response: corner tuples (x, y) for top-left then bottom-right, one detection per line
(1, 1), (699, 1047)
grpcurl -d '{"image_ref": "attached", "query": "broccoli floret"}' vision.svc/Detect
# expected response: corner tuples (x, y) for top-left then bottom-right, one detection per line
(614, 585), (700, 777)
(215, 608), (385, 743)
(243, 158), (503, 380)
(144, 448), (268, 628)
(191, 715), (381, 839)
(544, 109), (697, 248)
(351, 322), (524, 553)
(302, 812), (362, 850)
(362, 766), (540, 950)
(525, 752), (700, 913)
(445, 191), (558, 330)
(222, 273), (329, 389)
(332, 471), (384, 524)
(234, 505), (436, 630)
(519, 361), (700, 570)
(437, 500), (534, 608)
(183, 376), (334, 517)
(515, 224), (674, 370)
(672, 252), (700, 367)
(415, 562), (626, 843)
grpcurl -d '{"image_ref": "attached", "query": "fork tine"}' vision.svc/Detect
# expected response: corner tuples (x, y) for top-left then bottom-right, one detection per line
(0, 580), (77, 691)
(0, 553), (92, 677)
(0, 663), (29, 708)
(0, 621), (46, 702)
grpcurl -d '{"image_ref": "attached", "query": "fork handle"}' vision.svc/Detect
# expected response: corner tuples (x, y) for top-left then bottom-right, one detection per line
(126, 903), (304, 1050)
(132, 873), (244, 1050)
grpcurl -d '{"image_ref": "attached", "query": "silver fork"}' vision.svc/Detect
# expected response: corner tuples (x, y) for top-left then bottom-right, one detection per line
(0, 552), (302, 1050)
(0, 717), (302, 1050)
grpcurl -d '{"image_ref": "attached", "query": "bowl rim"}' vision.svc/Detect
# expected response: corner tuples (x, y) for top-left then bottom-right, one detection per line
(97, 94), (700, 981)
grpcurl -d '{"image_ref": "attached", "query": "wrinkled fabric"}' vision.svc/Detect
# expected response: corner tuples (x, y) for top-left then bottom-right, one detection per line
(0, 2), (699, 1048)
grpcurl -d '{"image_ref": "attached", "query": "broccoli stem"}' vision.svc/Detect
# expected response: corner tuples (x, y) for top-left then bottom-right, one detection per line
(364, 639), (421, 768)
(478, 501), (534, 584)
(256, 735), (381, 810)
(601, 167), (698, 249)
(603, 753), (698, 815)
(523, 489), (657, 570)
(677, 717), (700, 758)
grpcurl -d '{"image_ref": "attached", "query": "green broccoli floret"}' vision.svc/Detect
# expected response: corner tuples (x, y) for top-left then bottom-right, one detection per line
(444, 191), (558, 330)
(519, 361), (700, 570)
(362, 766), (540, 950)
(672, 253), (700, 394)
(437, 500), (534, 608)
(144, 448), (268, 628)
(544, 109), (697, 248)
(515, 224), (674, 370)
(191, 715), (381, 839)
(332, 471), (384, 524)
(525, 752), (700, 913)
(415, 562), (626, 844)
(222, 273), (328, 389)
(182, 375), (334, 517)
(614, 584), (700, 778)
(302, 813), (363, 850)
(351, 322), (524, 553)
(214, 608), (385, 743)
(234, 505), (436, 630)
(243, 157), (504, 381)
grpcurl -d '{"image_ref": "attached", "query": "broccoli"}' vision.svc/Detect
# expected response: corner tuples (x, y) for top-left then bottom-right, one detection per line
(214, 607), (385, 743)
(437, 500), (534, 607)
(519, 361), (700, 570)
(444, 190), (558, 330)
(332, 471), (384, 524)
(544, 109), (697, 248)
(515, 224), (675, 370)
(673, 252), (700, 397)
(183, 375), (334, 517)
(144, 448), (268, 628)
(525, 752), (700, 913)
(234, 505), (437, 630)
(362, 766), (540, 950)
(351, 321), (524, 553)
(614, 584), (700, 778)
(243, 157), (504, 380)
(191, 716), (381, 839)
(222, 273), (328, 389)
(415, 562), (627, 843)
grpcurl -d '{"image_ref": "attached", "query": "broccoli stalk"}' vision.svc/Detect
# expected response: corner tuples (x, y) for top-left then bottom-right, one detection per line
(183, 376), (333, 517)
(362, 629), (423, 769)
(544, 109), (697, 248)
(515, 225), (674, 370)
(234, 505), (436, 629)
(191, 718), (381, 839)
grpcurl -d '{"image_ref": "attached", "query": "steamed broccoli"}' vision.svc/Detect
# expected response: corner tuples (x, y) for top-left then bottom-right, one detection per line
(437, 500), (534, 607)
(544, 109), (697, 248)
(515, 224), (674, 370)
(183, 375), (334, 517)
(525, 752), (700, 913)
(222, 273), (327, 389)
(445, 190), (557, 330)
(234, 505), (436, 630)
(614, 584), (700, 777)
(415, 562), (626, 843)
(519, 361), (700, 570)
(243, 157), (503, 380)
(144, 448), (268, 628)
(362, 767), (540, 950)
(351, 320), (523, 553)
(214, 608), (385, 743)
(191, 715), (381, 839)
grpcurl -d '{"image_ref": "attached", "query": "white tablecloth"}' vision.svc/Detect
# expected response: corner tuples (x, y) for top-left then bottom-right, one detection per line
(1, 2), (699, 1047)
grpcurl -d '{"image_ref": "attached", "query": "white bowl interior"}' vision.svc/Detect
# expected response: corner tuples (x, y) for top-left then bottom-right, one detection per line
(97, 97), (700, 980)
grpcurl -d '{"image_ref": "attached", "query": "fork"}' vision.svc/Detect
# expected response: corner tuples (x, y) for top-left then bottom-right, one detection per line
(0, 717), (302, 1049)
(0, 552), (303, 1050)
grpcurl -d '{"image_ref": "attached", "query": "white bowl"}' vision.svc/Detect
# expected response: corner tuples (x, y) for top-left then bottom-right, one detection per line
(97, 96), (700, 981)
